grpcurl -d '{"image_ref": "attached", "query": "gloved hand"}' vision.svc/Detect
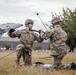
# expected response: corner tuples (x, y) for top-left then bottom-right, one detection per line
(39, 30), (44, 34)
(9, 29), (15, 33)
(39, 30), (44, 37)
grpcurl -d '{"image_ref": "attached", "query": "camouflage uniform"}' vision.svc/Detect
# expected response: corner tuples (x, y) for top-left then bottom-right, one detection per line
(40, 17), (68, 69)
(8, 19), (43, 66)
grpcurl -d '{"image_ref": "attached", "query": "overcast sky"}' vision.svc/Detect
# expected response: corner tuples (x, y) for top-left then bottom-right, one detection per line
(0, 0), (76, 37)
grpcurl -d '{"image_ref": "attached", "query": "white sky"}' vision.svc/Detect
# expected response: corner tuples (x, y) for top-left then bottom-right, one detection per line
(0, 0), (76, 37)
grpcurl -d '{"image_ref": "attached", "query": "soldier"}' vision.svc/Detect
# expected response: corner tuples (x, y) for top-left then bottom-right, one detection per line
(39, 17), (68, 69)
(8, 19), (43, 66)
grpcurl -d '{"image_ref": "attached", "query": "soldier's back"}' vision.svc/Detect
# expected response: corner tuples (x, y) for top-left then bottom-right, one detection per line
(52, 27), (67, 45)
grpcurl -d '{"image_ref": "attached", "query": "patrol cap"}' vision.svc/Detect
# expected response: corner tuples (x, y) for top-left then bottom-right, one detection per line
(25, 19), (34, 25)
(51, 17), (61, 25)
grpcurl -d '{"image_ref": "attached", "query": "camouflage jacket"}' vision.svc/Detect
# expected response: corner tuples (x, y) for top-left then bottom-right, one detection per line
(8, 29), (43, 48)
(42, 27), (68, 53)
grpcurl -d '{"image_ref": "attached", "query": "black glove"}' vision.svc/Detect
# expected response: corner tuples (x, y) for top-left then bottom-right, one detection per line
(9, 29), (15, 33)
(70, 62), (76, 70)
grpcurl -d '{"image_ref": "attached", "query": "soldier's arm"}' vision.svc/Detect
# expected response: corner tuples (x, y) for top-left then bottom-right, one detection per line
(8, 30), (22, 38)
(34, 33), (44, 42)
(42, 29), (54, 40)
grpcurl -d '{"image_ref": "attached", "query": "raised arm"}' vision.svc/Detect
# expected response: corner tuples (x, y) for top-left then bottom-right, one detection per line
(40, 29), (54, 40)
(8, 29), (22, 38)
(34, 33), (44, 43)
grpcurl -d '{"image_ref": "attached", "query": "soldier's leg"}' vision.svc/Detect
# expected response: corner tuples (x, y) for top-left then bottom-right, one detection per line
(50, 50), (60, 68)
(24, 49), (32, 66)
(22, 50), (25, 63)
(53, 56), (63, 66)
(53, 54), (66, 69)
(16, 44), (24, 66)
(16, 50), (22, 65)
(53, 56), (61, 69)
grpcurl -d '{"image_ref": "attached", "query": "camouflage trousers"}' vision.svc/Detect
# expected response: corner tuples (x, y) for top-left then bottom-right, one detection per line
(51, 49), (67, 69)
(16, 44), (32, 66)
(52, 56), (64, 69)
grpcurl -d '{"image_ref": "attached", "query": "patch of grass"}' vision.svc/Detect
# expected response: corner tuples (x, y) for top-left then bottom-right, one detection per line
(0, 51), (76, 75)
